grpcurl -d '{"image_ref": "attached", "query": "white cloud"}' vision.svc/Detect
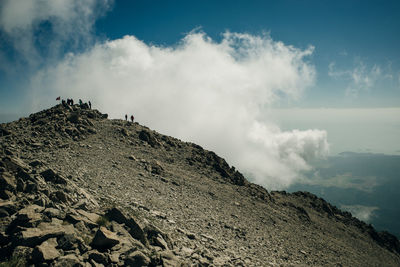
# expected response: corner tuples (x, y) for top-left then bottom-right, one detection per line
(328, 62), (384, 98)
(31, 32), (329, 189)
(0, 0), (113, 66)
(340, 205), (378, 222)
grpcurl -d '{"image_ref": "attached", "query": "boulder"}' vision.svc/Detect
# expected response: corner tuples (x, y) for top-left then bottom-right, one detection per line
(40, 169), (68, 184)
(138, 130), (159, 147)
(91, 226), (120, 250)
(68, 112), (81, 124)
(32, 238), (60, 263)
(11, 204), (43, 228)
(105, 207), (147, 245)
(29, 160), (44, 168)
(50, 190), (69, 203)
(15, 221), (75, 247)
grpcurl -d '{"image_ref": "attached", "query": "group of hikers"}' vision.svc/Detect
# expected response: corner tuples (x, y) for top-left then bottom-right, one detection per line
(57, 97), (136, 122)
(125, 114), (134, 123)
(58, 97), (91, 109)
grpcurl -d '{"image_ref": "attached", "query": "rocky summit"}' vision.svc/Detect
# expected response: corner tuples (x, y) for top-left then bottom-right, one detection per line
(0, 103), (399, 267)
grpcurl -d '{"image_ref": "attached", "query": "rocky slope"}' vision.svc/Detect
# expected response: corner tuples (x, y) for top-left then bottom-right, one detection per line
(0, 103), (399, 266)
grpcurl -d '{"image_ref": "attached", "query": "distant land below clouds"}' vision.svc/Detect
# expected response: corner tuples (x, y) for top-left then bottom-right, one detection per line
(288, 152), (400, 238)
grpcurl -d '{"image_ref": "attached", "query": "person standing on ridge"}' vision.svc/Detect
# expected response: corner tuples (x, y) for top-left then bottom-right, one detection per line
(88, 101), (92, 109)
(125, 114), (128, 121)
(131, 115), (134, 123)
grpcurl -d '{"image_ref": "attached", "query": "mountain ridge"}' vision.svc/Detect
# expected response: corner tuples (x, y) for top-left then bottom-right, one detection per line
(1, 103), (399, 266)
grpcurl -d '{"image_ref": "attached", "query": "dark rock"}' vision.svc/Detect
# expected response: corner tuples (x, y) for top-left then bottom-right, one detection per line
(29, 160), (44, 168)
(40, 169), (68, 184)
(80, 103), (90, 109)
(0, 200), (17, 215)
(91, 226), (120, 250)
(0, 208), (9, 218)
(138, 130), (159, 147)
(124, 250), (150, 266)
(57, 233), (83, 251)
(25, 181), (38, 193)
(0, 231), (9, 246)
(16, 178), (26, 192)
(87, 127), (97, 134)
(50, 190), (69, 203)
(68, 112), (81, 124)
(0, 127), (12, 136)
(0, 171), (16, 193)
(88, 250), (108, 265)
(0, 190), (13, 200)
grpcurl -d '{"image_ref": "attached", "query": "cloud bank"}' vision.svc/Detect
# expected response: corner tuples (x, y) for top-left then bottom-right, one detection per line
(0, 0), (112, 68)
(31, 32), (329, 189)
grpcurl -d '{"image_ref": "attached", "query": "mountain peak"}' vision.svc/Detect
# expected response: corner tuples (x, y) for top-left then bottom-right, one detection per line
(1, 104), (399, 266)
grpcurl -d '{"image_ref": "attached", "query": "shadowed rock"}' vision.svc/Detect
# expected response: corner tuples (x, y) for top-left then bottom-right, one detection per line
(91, 226), (120, 250)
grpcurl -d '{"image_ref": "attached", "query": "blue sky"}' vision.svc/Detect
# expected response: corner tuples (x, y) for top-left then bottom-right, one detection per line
(94, 0), (400, 108)
(0, 0), (399, 188)
(1, 1), (399, 110)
